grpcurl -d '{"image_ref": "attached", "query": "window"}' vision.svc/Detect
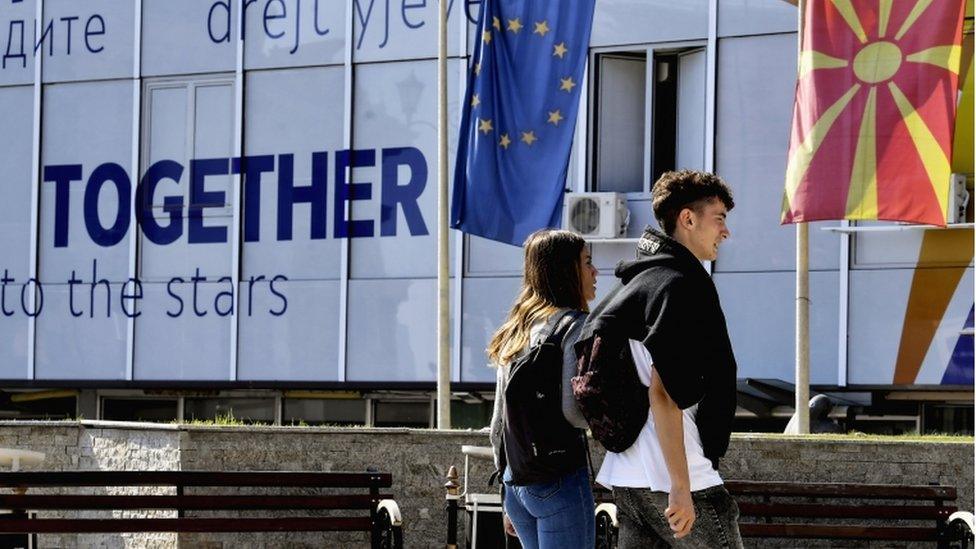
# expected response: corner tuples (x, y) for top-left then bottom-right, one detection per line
(282, 398), (366, 426)
(591, 47), (707, 193)
(102, 398), (178, 422)
(184, 397), (275, 424)
(139, 75), (236, 282)
(372, 400), (432, 428)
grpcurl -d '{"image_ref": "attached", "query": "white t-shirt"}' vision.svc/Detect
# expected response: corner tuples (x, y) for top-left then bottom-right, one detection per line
(596, 340), (723, 492)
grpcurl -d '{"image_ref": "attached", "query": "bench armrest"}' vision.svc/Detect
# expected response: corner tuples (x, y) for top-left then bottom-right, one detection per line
(595, 502), (618, 528)
(949, 511), (975, 538)
(377, 499), (402, 527)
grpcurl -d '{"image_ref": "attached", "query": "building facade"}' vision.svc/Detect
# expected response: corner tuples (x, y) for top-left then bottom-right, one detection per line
(0, 0), (971, 431)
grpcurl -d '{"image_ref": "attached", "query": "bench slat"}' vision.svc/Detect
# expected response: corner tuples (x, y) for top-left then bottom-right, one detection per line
(738, 502), (956, 520)
(0, 472), (392, 488)
(0, 494), (392, 511)
(0, 517), (374, 533)
(726, 481), (956, 501)
(739, 523), (942, 541)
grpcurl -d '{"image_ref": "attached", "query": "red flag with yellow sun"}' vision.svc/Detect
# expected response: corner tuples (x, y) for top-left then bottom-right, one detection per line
(782, 0), (967, 227)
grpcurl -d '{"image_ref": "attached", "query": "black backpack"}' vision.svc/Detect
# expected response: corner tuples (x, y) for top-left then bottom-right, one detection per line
(502, 311), (586, 485)
(572, 332), (650, 453)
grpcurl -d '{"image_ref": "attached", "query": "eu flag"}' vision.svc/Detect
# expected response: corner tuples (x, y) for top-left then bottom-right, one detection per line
(451, 0), (596, 246)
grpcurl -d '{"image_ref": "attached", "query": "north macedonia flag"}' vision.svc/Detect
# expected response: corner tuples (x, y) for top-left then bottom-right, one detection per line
(782, 0), (967, 227)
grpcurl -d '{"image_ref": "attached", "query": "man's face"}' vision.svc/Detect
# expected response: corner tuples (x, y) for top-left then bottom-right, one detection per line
(684, 198), (730, 261)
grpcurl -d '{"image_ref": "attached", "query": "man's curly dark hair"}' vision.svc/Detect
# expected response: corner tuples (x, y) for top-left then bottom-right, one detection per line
(652, 170), (734, 236)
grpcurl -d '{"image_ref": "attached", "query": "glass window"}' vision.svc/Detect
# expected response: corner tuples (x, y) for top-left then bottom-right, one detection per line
(184, 397), (275, 424)
(594, 52), (646, 193)
(591, 47), (706, 194)
(141, 0), (236, 77)
(373, 400), (431, 428)
(42, 0), (135, 83)
(282, 398), (366, 426)
(0, 393), (76, 420)
(139, 75), (235, 282)
(102, 398), (178, 422)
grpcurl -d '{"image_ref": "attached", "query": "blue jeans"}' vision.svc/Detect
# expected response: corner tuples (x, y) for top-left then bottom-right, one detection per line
(503, 466), (595, 549)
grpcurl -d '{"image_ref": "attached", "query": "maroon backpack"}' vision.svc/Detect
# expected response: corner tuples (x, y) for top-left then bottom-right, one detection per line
(571, 333), (650, 453)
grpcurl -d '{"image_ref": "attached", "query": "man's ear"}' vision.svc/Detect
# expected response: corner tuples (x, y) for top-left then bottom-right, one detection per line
(679, 208), (694, 229)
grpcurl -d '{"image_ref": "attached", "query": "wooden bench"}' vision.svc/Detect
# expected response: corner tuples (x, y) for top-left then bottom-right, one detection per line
(0, 470), (404, 548)
(593, 481), (974, 548)
(727, 480), (971, 547)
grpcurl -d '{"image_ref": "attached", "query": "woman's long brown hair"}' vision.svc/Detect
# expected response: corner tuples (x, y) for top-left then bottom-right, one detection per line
(486, 229), (588, 366)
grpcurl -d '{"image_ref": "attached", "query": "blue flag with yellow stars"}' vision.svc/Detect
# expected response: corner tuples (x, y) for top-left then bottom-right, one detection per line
(451, 0), (596, 246)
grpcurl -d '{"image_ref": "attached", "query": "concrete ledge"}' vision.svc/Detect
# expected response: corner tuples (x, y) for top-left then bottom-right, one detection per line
(0, 422), (970, 548)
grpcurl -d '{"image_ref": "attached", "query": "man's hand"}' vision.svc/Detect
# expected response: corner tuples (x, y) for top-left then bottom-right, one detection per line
(665, 486), (695, 538)
(503, 513), (518, 538)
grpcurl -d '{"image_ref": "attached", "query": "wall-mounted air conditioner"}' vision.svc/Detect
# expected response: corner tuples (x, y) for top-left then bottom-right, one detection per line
(563, 192), (629, 239)
(948, 173), (972, 224)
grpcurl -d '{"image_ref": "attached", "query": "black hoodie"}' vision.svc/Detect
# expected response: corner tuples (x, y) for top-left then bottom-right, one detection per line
(579, 226), (737, 468)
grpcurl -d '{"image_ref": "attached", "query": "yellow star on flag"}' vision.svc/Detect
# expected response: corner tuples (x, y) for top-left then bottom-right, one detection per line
(559, 77), (576, 92)
(507, 18), (523, 33)
(499, 134), (512, 149)
(478, 118), (493, 135)
(553, 42), (568, 59)
(492, 16), (501, 31)
(547, 110), (564, 125)
(471, 94), (480, 107)
(474, 62), (481, 75)
(482, 30), (492, 44)
(521, 130), (537, 145)
(533, 21), (550, 36)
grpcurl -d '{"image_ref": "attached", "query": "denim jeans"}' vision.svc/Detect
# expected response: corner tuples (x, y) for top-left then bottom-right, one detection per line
(503, 466), (595, 549)
(612, 484), (743, 549)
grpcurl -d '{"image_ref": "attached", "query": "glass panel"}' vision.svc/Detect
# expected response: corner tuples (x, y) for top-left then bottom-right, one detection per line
(39, 80), (133, 283)
(0, 0), (37, 86)
(349, 60), (460, 279)
(142, 0), (237, 77)
(675, 49), (705, 171)
(237, 279), (340, 381)
(184, 397), (275, 424)
(713, 271), (839, 385)
(595, 54), (645, 193)
(243, 0), (346, 69)
(35, 283), (128, 379)
(373, 400), (430, 428)
(102, 398), (178, 422)
(713, 34), (839, 273)
(351, 0), (471, 63)
(132, 282), (232, 380)
(42, 0), (135, 83)
(591, 0), (708, 48)
(346, 279), (455, 382)
(282, 398), (366, 426)
(140, 76), (234, 281)
(0, 86), (34, 377)
(243, 67), (343, 280)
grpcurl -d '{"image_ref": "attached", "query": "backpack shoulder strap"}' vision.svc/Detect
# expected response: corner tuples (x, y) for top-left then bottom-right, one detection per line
(544, 310), (584, 346)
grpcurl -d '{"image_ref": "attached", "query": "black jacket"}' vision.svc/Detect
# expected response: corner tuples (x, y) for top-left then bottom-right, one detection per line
(579, 226), (737, 468)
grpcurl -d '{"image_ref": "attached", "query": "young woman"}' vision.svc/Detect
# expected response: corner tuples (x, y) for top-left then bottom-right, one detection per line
(487, 229), (599, 548)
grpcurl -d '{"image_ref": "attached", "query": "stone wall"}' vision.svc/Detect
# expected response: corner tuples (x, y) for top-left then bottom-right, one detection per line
(2, 421), (972, 548)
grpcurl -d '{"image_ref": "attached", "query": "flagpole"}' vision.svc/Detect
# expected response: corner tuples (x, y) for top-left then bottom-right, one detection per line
(795, 0), (810, 435)
(436, 0), (452, 430)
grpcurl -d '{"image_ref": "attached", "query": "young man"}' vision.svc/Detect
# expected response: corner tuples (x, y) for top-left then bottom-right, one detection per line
(584, 170), (741, 548)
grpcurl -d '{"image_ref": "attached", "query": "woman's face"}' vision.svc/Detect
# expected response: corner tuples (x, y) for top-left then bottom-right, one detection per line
(579, 246), (598, 303)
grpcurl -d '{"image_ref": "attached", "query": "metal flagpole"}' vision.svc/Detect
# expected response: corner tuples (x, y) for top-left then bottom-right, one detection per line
(436, 0), (452, 429)
(795, 0), (810, 434)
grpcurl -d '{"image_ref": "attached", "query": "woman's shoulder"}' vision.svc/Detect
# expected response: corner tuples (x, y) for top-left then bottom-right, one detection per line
(547, 308), (587, 334)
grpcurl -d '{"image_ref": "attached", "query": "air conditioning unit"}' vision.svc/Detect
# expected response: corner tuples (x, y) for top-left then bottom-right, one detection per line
(948, 173), (972, 224)
(563, 192), (629, 239)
